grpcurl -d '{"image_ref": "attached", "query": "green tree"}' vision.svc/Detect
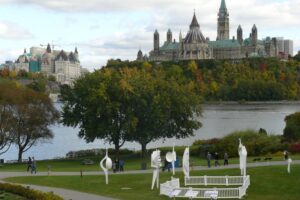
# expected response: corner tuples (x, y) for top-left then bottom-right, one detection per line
(0, 81), (59, 162)
(283, 112), (300, 142)
(124, 68), (202, 157)
(60, 68), (135, 157)
(27, 79), (47, 93)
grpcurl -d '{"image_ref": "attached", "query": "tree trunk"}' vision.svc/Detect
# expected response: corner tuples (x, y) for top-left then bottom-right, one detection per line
(114, 143), (120, 160)
(18, 148), (23, 163)
(141, 143), (147, 158)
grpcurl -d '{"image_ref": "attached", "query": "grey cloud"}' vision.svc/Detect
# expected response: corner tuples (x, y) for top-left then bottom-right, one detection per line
(0, 21), (33, 40)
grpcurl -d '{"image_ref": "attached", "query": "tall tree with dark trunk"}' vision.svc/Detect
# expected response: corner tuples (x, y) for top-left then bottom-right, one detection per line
(0, 80), (59, 162)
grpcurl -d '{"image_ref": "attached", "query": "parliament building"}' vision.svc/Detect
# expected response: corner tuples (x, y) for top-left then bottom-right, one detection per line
(137, 0), (278, 62)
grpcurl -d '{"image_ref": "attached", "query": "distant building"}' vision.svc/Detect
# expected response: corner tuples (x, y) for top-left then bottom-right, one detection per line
(284, 40), (293, 56)
(0, 61), (14, 70)
(276, 37), (285, 54)
(14, 44), (81, 84)
(144, 0), (279, 62)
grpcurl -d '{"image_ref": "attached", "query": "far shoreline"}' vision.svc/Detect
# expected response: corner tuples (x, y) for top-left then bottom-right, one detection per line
(202, 100), (300, 106)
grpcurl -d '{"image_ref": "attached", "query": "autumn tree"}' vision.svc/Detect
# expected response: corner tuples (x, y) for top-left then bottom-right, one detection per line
(0, 80), (59, 162)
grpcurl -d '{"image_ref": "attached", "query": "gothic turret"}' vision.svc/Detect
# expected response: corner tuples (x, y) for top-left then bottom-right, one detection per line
(24, 48), (27, 54)
(184, 12), (206, 44)
(190, 12), (200, 29)
(154, 29), (160, 51)
(75, 47), (78, 54)
(252, 24), (257, 46)
(217, 0), (229, 40)
(167, 29), (172, 43)
(179, 30), (183, 42)
(137, 49), (143, 61)
(46, 43), (52, 53)
(237, 25), (243, 44)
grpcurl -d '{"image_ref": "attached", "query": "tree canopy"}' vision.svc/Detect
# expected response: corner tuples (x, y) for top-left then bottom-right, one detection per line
(60, 65), (202, 157)
(284, 112), (300, 142)
(0, 80), (59, 162)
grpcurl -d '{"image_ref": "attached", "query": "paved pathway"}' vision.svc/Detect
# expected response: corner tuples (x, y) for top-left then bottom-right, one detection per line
(0, 160), (299, 200)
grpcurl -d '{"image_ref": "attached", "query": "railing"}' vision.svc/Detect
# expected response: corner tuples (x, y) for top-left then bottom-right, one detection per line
(239, 176), (250, 199)
(185, 176), (246, 186)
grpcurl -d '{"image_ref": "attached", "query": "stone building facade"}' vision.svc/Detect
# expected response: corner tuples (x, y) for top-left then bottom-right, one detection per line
(142, 0), (278, 62)
(14, 44), (81, 84)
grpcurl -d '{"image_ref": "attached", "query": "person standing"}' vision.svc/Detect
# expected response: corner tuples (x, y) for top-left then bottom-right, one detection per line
(284, 150), (289, 160)
(27, 157), (32, 172)
(113, 159), (117, 173)
(224, 152), (229, 166)
(214, 152), (219, 167)
(119, 159), (124, 172)
(207, 152), (211, 168)
(31, 157), (36, 174)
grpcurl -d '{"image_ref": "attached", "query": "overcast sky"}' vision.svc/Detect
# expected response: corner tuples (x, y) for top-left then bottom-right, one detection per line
(0, 0), (299, 71)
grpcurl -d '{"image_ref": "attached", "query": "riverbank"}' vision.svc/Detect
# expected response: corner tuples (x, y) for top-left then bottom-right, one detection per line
(203, 100), (300, 105)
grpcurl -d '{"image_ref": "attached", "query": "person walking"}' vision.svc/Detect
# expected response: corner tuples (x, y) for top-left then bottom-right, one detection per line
(27, 157), (32, 172)
(207, 152), (211, 168)
(224, 152), (229, 166)
(214, 152), (219, 167)
(31, 157), (36, 174)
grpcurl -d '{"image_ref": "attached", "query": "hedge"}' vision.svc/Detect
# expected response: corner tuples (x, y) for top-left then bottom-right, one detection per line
(0, 182), (63, 200)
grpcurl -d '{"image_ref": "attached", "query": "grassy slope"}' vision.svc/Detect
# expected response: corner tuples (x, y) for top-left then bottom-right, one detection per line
(1, 154), (299, 172)
(5, 165), (300, 200)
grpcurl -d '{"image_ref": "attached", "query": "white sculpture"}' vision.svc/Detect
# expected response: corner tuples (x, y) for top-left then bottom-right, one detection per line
(238, 139), (247, 176)
(151, 149), (162, 190)
(182, 147), (190, 178)
(100, 149), (112, 184)
(287, 158), (292, 174)
(166, 144), (177, 175)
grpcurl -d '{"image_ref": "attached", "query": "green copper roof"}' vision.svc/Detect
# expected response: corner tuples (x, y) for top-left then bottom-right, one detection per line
(209, 39), (240, 48)
(160, 42), (179, 51)
(220, 0), (227, 11)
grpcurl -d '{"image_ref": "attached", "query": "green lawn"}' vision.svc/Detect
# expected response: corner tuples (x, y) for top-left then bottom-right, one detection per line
(1, 153), (298, 172)
(5, 165), (300, 200)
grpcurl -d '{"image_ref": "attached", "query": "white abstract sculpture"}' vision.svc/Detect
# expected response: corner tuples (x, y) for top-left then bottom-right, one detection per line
(182, 147), (190, 178)
(151, 149), (162, 190)
(287, 158), (292, 174)
(166, 144), (177, 175)
(100, 149), (112, 184)
(238, 139), (247, 176)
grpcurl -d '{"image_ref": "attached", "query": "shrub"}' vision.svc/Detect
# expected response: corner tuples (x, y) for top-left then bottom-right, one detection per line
(283, 112), (300, 142)
(0, 183), (63, 200)
(192, 130), (284, 158)
(289, 142), (300, 153)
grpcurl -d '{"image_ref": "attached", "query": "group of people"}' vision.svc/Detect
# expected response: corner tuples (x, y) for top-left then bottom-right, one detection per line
(26, 156), (37, 174)
(112, 159), (124, 173)
(207, 152), (229, 168)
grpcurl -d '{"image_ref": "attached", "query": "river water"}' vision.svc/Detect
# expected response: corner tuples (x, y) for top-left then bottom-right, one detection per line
(2, 102), (300, 161)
